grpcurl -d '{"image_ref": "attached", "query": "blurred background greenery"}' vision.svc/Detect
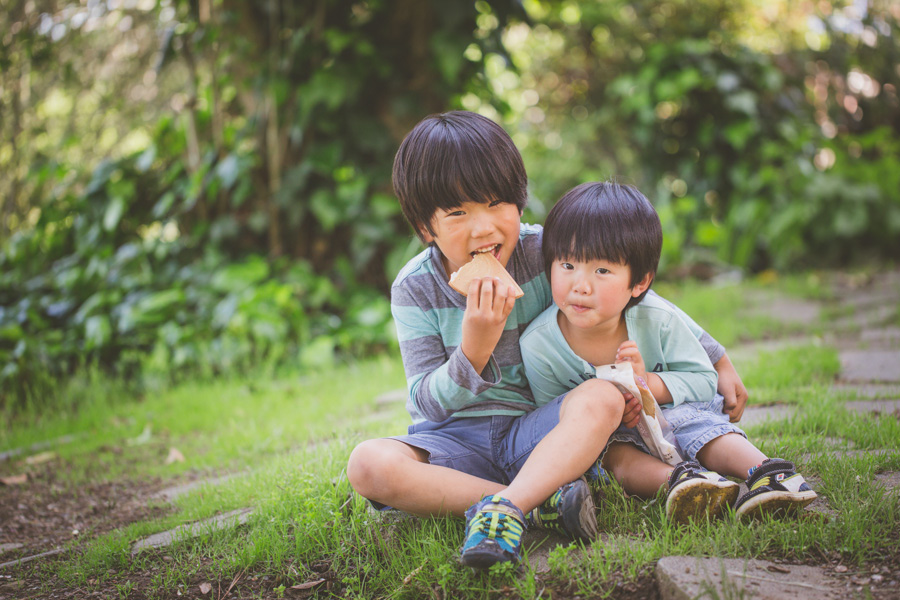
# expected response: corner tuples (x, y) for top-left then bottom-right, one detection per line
(1, 0), (898, 411)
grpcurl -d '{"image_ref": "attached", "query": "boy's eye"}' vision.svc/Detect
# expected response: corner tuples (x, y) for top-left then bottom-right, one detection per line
(447, 210), (465, 217)
(560, 262), (574, 270)
(595, 268), (610, 275)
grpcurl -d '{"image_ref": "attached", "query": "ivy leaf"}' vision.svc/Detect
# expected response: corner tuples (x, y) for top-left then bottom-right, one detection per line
(103, 197), (126, 232)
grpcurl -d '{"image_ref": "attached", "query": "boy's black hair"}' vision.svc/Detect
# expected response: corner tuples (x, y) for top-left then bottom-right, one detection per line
(542, 181), (662, 309)
(392, 111), (528, 242)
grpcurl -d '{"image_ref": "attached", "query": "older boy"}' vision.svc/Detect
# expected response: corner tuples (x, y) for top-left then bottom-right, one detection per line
(347, 112), (740, 568)
(520, 182), (817, 521)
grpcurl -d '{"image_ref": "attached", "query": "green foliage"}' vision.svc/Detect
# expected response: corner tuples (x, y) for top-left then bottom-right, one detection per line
(0, 0), (524, 409)
(508, 0), (900, 273)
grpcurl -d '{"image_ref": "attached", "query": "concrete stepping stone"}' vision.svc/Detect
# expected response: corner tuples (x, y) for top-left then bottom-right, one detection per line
(0, 543), (23, 555)
(130, 508), (254, 554)
(727, 337), (824, 365)
(844, 399), (900, 415)
(0, 434), (82, 463)
(524, 529), (587, 573)
(860, 327), (900, 346)
(656, 555), (844, 599)
(149, 474), (238, 503)
(739, 404), (797, 427)
(833, 305), (898, 331)
(874, 471), (900, 494)
(744, 296), (821, 326)
(0, 547), (65, 571)
(374, 389), (407, 407)
(839, 350), (900, 382)
(832, 382), (900, 399)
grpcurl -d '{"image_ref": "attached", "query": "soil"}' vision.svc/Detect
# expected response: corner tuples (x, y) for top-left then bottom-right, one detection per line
(0, 460), (174, 560)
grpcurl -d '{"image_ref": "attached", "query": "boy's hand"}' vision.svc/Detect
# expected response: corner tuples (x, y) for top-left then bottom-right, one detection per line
(615, 340), (647, 382)
(714, 354), (748, 423)
(621, 391), (641, 428)
(460, 277), (517, 375)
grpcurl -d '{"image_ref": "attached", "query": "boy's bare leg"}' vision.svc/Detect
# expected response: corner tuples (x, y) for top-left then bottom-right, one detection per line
(347, 439), (504, 518)
(350, 380), (626, 519)
(601, 441), (673, 498)
(501, 379), (625, 514)
(695, 432), (767, 480)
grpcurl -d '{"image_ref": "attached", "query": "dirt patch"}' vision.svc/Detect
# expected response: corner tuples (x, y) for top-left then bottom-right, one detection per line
(0, 461), (173, 560)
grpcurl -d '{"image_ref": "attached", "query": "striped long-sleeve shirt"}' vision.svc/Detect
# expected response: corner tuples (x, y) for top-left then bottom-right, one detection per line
(390, 223), (724, 424)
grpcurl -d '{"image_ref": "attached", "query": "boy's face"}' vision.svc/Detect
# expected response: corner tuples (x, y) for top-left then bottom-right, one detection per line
(421, 200), (522, 277)
(550, 257), (651, 332)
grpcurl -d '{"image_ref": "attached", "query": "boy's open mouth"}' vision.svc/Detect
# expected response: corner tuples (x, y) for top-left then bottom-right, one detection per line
(471, 244), (501, 259)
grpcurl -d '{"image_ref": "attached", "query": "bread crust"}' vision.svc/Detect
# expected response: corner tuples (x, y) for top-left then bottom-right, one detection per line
(448, 253), (525, 298)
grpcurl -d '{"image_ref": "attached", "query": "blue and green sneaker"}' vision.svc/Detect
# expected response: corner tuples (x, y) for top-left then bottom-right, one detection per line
(460, 495), (527, 569)
(526, 477), (598, 541)
(735, 458), (817, 519)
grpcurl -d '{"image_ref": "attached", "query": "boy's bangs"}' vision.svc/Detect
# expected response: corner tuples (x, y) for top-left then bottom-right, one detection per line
(418, 131), (522, 211)
(546, 202), (628, 266)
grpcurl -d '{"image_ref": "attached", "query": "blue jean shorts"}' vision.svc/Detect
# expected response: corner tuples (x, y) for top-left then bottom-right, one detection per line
(391, 395), (566, 484)
(607, 394), (746, 462)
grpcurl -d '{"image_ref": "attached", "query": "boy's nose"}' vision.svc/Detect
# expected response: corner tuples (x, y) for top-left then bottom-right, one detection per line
(573, 275), (591, 293)
(471, 214), (496, 236)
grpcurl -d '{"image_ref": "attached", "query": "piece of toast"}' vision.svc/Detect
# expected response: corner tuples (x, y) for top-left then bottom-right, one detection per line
(448, 253), (525, 298)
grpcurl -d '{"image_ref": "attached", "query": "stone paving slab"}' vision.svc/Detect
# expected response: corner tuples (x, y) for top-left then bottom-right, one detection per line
(833, 305), (898, 331)
(656, 555), (844, 599)
(844, 399), (900, 415)
(0, 548), (65, 571)
(524, 529), (583, 573)
(861, 327), (900, 346)
(875, 472), (900, 494)
(839, 350), (900, 382)
(374, 389), (407, 407)
(739, 404), (797, 427)
(0, 434), (82, 463)
(833, 383), (900, 399)
(149, 474), (238, 503)
(131, 508), (254, 554)
(744, 296), (822, 326)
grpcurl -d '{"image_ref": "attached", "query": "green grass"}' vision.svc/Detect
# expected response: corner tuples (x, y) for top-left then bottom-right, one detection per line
(5, 273), (900, 599)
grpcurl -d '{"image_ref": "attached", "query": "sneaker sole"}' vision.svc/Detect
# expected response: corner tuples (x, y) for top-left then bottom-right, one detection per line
(736, 489), (818, 520)
(561, 479), (599, 541)
(666, 479), (740, 525)
(460, 547), (515, 569)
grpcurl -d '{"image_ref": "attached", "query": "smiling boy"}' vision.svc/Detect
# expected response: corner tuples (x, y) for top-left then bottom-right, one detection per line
(520, 181), (817, 521)
(346, 112), (743, 568)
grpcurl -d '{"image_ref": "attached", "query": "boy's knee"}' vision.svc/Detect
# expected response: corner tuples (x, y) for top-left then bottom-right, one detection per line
(347, 439), (386, 495)
(564, 379), (625, 423)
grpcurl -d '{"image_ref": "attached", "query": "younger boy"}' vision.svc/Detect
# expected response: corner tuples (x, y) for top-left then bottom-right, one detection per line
(520, 182), (817, 522)
(347, 112), (740, 569)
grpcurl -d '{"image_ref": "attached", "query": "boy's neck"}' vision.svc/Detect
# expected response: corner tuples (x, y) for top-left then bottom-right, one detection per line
(557, 310), (629, 365)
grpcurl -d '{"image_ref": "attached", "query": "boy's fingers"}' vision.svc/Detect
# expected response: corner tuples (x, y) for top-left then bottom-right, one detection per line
(479, 277), (495, 310)
(467, 278), (482, 310)
(502, 285), (516, 316)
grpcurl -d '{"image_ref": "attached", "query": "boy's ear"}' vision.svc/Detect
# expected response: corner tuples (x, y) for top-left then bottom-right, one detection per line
(419, 227), (434, 244)
(631, 272), (654, 298)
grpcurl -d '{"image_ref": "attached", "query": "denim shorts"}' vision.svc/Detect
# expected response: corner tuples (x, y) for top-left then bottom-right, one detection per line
(607, 394), (745, 462)
(390, 395), (566, 485)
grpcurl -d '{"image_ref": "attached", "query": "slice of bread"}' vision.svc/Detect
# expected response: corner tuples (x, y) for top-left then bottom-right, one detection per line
(448, 253), (525, 298)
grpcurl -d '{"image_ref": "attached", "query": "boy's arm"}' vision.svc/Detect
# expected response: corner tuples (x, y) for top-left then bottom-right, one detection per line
(520, 331), (572, 407)
(647, 289), (747, 421)
(621, 312), (718, 408)
(392, 279), (513, 422)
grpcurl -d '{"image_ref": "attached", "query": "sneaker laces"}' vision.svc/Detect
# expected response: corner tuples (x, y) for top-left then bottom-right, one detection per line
(467, 509), (524, 546)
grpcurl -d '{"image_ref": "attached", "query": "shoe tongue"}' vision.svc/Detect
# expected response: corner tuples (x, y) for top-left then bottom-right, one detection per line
(480, 503), (524, 523)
